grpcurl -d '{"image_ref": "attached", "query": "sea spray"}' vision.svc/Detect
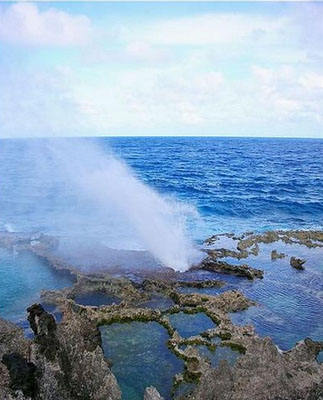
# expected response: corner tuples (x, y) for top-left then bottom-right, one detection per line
(41, 138), (200, 271)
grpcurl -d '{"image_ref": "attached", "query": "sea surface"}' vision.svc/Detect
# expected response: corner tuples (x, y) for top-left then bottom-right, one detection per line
(0, 137), (322, 345)
(1, 137), (323, 240)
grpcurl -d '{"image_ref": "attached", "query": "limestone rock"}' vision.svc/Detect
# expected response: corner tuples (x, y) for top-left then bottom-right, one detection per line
(188, 337), (323, 400)
(0, 305), (121, 400)
(199, 258), (263, 280)
(144, 386), (164, 400)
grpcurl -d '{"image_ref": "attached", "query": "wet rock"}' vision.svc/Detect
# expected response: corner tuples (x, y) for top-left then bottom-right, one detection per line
(198, 258), (263, 280)
(144, 386), (165, 400)
(204, 233), (235, 246)
(290, 257), (306, 270)
(271, 250), (286, 260)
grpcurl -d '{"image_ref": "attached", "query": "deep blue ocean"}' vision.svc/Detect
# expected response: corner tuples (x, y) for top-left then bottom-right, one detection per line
(1, 137), (323, 239)
(0, 137), (322, 354)
(109, 137), (323, 235)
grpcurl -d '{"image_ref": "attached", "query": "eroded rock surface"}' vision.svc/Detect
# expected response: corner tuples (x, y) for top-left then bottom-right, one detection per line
(188, 337), (323, 400)
(1, 229), (323, 400)
(0, 306), (121, 400)
(198, 257), (264, 280)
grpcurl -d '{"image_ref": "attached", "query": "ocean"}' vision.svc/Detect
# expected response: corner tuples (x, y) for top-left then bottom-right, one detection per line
(0, 136), (322, 351)
(1, 137), (323, 239)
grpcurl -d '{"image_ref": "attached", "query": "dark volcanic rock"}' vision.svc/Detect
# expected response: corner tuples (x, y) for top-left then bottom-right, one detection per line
(2, 353), (38, 398)
(0, 318), (33, 400)
(198, 257), (263, 280)
(27, 304), (59, 361)
(290, 257), (306, 270)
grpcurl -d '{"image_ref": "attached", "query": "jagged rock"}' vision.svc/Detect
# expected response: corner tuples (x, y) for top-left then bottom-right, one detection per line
(271, 250), (286, 260)
(1, 306), (121, 400)
(198, 258), (263, 280)
(144, 386), (164, 400)
(290, 257), (306, 270)
(27, 304), (59, 361)
(27, 304), (121, 400)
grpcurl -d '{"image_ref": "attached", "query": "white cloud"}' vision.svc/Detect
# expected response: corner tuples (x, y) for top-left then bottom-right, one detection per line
(0, 66), (89, 137)
(123, 41), (170, 63)
(0, 3), (322, 138)
(251, 65), (323, 121)
(121, 13), (290, 46)
(0, 3), (92, 46)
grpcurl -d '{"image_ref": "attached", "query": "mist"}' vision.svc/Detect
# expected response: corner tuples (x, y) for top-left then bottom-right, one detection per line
(17, 138), (201, 272)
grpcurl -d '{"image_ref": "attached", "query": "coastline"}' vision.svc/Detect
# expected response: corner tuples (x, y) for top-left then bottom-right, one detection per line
(0, 229), (322, 399)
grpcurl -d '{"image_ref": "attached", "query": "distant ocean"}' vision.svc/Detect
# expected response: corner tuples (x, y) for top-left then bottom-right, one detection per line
(1, 137), (322, 241)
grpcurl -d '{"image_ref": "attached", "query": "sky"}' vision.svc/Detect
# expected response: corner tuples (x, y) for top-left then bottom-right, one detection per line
(0, 1), (322, 138)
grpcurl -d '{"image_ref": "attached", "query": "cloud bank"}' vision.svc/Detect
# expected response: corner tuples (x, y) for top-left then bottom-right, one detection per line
(0, 2), (322, 138)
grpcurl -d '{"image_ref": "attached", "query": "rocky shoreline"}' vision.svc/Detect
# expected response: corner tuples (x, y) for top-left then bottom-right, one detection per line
(0, 230), (323, 400)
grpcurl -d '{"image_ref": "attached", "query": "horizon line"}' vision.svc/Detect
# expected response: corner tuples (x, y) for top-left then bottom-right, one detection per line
(1, 135), (322, 140)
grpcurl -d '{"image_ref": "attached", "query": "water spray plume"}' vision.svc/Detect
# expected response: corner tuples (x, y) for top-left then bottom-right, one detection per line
(46, 139), (199, 271)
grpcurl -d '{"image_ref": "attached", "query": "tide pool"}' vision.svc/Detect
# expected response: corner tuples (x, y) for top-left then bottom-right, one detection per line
(100, 321), (183, 400)
(0, 248), (73, 324)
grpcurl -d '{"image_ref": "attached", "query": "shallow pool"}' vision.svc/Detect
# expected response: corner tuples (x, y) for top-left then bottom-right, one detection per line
(196, 344), (240, 368)
(227, 242), (323, 350)
(0, 248), (73, 324)
(168, 311), (215, 338)
(74, 291), (121, 307)
(100, 321), (183, 400)
(135, 293), (175, 311)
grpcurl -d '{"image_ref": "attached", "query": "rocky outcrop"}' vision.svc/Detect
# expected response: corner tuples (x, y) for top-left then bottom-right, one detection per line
(198, 258), (263, 280)
(188, 337), (323, 400)
(0, 318), (31, 400)
(144, 386), (165, 400)
(2, 353), (38, 398)
(290, 257), (306, 270)
(204, 230), (323, 253)
(271, 250), (286, 260)
(205, 248), (249, 260)
(29, 304), (121, 400)
(1, 229), (323, 400)
(0, 306), (121, 400)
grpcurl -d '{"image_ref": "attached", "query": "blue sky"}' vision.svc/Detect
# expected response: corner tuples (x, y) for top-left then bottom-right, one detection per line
(0, 1), (322, 138)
